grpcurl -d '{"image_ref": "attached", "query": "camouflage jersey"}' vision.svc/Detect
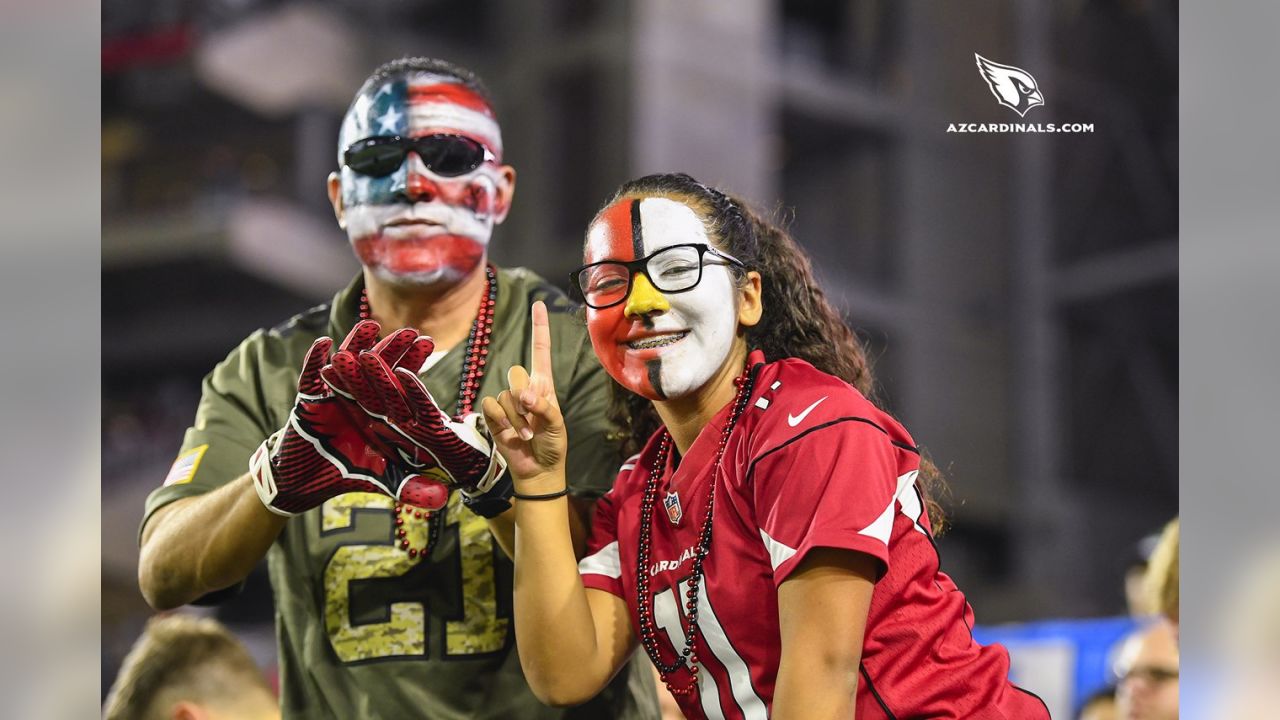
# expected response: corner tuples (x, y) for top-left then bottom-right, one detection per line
(143, 268), (658, 720)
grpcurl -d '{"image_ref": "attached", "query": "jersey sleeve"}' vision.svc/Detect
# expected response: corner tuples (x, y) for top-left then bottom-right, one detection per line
(749, 418), (912, 587)
(577, 464), (632, 597)
(140, 332), (278, 536)
(555, 317), (625, 501)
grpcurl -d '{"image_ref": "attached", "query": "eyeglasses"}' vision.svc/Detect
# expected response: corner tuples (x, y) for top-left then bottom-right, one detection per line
(571, 243), (747, 310)
(342, 134), (496, 178)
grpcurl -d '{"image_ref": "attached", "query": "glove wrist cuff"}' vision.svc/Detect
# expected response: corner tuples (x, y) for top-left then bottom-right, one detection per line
(250, 430), (296, 517)
(461, 472), (514, 519)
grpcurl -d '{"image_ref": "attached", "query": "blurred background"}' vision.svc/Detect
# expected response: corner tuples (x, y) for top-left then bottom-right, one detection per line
(101, 0), (1177, 716)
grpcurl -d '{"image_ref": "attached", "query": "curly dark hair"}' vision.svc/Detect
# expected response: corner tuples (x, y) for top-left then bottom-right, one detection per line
(594, 172), (947, 528)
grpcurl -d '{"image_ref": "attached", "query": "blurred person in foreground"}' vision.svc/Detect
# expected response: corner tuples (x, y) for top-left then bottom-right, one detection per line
(1125, 531), (1163, 617)
(1211, 540), (1280, 719)
(479, 173), (1050, 718)
(1077, 686), (1117, 720)
(103, 614), (279, 720)
(136, 57), (655, 718)
(1114, 619), (1179, 720)
(1145, 517), (1178, 627)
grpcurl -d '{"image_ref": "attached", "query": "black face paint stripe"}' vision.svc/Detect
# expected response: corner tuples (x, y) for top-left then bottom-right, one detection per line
(629, 198), (644, 259)
(646, 360), (666, 400)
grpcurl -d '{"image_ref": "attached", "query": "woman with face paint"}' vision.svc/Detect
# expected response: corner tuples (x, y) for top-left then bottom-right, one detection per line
(483, 173), (1050, 720)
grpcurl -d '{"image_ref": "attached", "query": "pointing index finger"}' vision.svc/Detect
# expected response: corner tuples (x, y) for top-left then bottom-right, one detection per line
(529, 300), (554, 393)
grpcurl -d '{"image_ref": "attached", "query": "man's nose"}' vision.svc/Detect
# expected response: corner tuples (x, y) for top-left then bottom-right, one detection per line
(624, 272), (670, 318)
(403, 151), (439, 202)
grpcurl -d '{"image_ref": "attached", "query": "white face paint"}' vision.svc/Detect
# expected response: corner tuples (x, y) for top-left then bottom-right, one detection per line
(338, 72), (510, 286)
(584, 197), (740, 401)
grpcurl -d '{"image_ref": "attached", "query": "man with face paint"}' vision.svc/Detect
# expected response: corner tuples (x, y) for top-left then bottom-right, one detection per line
(137, 58), (657, 719)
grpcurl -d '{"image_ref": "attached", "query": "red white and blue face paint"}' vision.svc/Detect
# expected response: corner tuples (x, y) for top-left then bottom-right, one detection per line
(337, 73), (507, 286)
(584, 197), (739, 401)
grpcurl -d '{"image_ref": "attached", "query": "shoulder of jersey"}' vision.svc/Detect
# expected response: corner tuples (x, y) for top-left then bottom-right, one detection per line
(268, 303), (330, 339)
(223, 303), (328, 367)
(744, 357), (882, 447)
(502, 266), (582, 316)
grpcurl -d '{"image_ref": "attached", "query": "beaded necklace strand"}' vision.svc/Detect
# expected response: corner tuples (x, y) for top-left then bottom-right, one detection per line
(358, 263), (498, 558)
(636, 364), (757, 698)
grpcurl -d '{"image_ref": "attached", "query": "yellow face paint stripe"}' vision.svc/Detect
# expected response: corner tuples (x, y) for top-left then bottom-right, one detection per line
(624, 271), (671, 317)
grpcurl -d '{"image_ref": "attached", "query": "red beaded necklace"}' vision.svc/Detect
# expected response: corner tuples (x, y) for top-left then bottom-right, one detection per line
(358, 264), (498, 558)
(636, 363), (757, 698)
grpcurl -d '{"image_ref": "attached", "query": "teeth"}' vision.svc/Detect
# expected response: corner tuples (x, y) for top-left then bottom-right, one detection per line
(628, 332), (688, 350)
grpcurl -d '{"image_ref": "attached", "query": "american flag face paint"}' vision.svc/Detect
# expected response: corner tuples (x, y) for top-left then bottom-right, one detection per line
(337, 73), (510, 285)
(584, 197), (739, 401)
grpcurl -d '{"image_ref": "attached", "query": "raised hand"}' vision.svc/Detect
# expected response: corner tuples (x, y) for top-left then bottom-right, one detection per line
(249, 323), (405, 516)
(321, 322), (506, 498)
(481, 301), (567, 485)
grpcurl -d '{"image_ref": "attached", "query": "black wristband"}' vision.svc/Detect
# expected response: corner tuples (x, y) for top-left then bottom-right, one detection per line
(512, 488), (570, 501)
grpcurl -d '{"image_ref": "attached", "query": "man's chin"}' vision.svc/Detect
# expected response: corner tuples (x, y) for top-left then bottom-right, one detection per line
(369, 264), (471, 287)
(354, 233), (487, 287)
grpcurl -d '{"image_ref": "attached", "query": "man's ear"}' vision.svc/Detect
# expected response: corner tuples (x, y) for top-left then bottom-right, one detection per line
(326, 172), (346, 230)
(738, 271), (763, 328)
(491, 165), (517, 224)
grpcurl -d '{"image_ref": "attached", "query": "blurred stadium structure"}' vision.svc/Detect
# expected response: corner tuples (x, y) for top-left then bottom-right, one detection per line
(102, 0), (1176, 713)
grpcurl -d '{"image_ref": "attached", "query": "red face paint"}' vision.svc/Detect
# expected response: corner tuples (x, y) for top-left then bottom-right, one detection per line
(339, 72), (510, 286)
(408, 83), (496, 118)
(585, 198), (663, 399)
(584, 197), (740, 401)
(353, 232), (485, 281)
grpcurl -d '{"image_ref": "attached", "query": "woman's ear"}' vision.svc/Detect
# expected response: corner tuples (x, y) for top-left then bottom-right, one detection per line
(738, 271), (763, 328)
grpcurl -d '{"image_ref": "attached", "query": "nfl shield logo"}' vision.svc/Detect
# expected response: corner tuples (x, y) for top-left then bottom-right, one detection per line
(664, 491), (682, 525)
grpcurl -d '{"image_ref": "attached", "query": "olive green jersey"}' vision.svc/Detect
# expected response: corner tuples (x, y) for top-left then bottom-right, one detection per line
(144, 268), (658, 719)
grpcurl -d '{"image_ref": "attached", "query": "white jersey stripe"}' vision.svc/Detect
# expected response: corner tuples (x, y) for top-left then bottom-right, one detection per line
(857, 471), (917, 545)
(895, 470), (929, 536)
(577, 541), (621, 579)
(697, 578), (769, 719)
(698, 669), (726, 720)
(758, 528), (797, 571)
(857, 499), (896, 545)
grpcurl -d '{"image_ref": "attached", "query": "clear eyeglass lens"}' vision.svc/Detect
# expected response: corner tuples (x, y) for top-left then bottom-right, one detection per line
(647, 246), (703, 291)
(581, 264), (630, 306)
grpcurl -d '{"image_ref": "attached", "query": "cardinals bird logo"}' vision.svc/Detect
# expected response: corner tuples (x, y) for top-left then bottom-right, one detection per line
(974, 54), (1044, 117)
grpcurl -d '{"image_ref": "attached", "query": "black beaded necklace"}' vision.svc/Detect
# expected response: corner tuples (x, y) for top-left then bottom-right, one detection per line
(636, 364), (757, 698)
(358, 264), (498, 558)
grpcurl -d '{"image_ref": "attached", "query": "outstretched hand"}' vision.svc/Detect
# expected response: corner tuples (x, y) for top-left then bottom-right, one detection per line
(481, 301), (567, 485)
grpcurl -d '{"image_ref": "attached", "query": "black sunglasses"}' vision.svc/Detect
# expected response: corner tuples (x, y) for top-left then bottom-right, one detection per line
(342, 134), (496, 178)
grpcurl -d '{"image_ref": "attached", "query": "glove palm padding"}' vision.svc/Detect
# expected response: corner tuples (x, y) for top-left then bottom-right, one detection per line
(324, 339), (505, 495)
(250, 325), (404, 516)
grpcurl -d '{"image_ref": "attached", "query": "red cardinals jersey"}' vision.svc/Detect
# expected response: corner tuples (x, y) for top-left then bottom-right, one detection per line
(579, 352), (1049, 720)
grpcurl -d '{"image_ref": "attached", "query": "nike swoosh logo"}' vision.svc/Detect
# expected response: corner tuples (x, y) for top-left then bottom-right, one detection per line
(787, 396), (828, 427)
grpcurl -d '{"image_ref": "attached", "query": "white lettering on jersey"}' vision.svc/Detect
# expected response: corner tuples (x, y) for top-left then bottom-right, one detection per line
(649, 545), (698, 576)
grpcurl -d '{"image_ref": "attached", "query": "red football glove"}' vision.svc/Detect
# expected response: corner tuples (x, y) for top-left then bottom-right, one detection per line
(250, 323), (411, 516)
(322, 332), (506, 496)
